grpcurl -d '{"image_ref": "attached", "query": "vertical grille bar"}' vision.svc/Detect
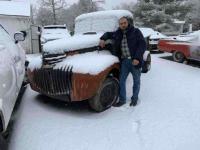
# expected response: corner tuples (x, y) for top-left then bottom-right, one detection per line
(33, 68), (73, 96)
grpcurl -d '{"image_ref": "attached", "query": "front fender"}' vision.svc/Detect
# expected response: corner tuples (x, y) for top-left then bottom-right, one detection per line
(71, 63), (120, 101)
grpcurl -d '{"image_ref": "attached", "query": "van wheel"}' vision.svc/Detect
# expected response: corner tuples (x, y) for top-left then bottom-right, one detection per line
(89, 78), (119, 112)
(142, 53), (151, 73)
(0, 134), (7, 150)
(172, 51), (185, 63)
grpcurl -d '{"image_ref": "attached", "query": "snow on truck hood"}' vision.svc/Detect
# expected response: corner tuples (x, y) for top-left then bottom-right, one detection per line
(54, 51), (119, 75)
(28, 51), (119, 75)
(43, 33), (103, 54)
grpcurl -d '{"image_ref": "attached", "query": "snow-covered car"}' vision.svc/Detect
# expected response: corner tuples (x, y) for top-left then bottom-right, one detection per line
(158, 30), (200, 63)
(40, 25), (71, 44)
(139, 28), (167, 51)
(27, 10), (151, 112)
(0, 25), (26, 145)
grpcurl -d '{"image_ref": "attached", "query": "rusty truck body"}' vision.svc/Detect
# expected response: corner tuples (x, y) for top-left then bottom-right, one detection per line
(27, 10), (151, 112)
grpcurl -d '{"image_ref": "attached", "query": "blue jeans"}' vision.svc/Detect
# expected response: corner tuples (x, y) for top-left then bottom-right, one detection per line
(119, 59), (141, 103)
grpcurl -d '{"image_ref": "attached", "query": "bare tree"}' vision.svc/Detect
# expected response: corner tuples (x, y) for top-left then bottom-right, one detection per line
(60, 0), (98, 31)
(41, 0), (66, 25)
(186, 0), (200, 30)
(35, 0), (98, 29)
(35, 7), (54, 26)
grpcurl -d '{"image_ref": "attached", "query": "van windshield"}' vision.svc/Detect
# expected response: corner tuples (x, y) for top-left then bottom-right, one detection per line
(75, 17), (118, 34)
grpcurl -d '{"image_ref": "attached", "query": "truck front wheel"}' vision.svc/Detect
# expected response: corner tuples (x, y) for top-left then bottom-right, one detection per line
(89, 78), (119, 112)
(172, 51), (185, 63)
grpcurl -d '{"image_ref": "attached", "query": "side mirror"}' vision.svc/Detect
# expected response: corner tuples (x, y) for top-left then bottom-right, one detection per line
(14, 31), (26, 44)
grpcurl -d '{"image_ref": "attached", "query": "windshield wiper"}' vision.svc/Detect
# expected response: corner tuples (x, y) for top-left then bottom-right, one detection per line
(83, 32), (97, 35)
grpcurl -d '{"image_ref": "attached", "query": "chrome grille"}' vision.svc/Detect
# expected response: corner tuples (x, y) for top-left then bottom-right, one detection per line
(33, 67), (73, 96)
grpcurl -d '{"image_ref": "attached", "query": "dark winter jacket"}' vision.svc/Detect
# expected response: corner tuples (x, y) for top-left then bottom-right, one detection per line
(100, 25), (146, 68)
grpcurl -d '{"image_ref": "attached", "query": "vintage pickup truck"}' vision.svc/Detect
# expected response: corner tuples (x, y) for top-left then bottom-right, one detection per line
(27, 10), (151, 112)
(158, 30), (200, 63)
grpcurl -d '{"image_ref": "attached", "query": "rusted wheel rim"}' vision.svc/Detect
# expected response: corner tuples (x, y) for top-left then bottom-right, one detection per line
(99, 80), (118, 107)
(174, 52), (184, 61)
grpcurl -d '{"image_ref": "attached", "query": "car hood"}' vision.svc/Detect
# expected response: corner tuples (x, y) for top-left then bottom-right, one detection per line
(43, 33), (103, 54)
(150, 32), (167, 40)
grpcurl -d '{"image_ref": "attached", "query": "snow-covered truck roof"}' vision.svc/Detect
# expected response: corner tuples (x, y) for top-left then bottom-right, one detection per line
(0, 1), (30, 17)
(44, 10), (134, 54)
(75, 10), (133, 35)
(75, 10), (133, 22)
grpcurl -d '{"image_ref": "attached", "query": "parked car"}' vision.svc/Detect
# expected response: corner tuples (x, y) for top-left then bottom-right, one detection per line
(27, 10), (151, 112)
(40, 25), (71, 45)
(139, 28), (167, 51)
(158, 30), (200, 63)
(0, 24), (26, 148)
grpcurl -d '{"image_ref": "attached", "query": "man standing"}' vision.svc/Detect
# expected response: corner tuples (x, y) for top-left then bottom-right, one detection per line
(99, 17), (146, 107)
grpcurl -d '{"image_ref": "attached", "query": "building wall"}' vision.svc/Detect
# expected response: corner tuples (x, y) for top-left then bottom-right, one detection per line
(0, 15), (32, 53)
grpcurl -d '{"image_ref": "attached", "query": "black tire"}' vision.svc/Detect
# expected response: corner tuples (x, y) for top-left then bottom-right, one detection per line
(0, 134), (7, 150)
(89, 77), (119, 112)
(172, 51), (185, 63)
(0, 117), (3, 133)
(142, 53), (151, 73)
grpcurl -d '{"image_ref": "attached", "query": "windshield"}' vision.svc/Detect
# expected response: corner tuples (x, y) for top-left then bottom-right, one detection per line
(43, 29), (69, 35)
(75, 16), (118, 34)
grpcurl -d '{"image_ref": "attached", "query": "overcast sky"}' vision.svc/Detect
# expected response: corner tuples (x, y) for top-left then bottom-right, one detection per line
(29, 0), (137, 9)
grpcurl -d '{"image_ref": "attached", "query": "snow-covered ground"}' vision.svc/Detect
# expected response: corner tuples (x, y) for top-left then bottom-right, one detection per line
(8, 53), (200, 150)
